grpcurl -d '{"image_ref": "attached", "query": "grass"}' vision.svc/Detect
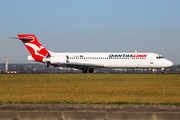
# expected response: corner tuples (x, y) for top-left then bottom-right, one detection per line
(0, 74), (180, 105)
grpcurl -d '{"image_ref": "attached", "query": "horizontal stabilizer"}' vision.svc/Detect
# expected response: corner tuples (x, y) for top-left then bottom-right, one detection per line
(7, 37), (33, 40)
(28, 56), (34, 61)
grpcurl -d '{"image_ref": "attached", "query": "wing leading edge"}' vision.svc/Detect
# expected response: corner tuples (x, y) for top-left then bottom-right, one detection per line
(52, 62), (104, 69)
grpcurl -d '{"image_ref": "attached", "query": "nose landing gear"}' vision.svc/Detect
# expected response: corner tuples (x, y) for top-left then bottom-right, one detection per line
(161, 68), (165, 73)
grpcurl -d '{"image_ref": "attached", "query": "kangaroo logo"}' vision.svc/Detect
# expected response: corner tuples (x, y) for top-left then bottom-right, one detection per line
(25, 43), (45, 57)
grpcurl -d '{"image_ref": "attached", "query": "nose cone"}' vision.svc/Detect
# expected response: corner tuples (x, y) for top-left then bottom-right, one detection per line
(166, 60), (173, 67)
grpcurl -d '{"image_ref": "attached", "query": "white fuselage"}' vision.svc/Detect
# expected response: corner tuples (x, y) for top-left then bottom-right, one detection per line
(46, 52), (173, 69)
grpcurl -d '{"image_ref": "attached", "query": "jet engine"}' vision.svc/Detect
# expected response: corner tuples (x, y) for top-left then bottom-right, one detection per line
(43, 55), (69, 67)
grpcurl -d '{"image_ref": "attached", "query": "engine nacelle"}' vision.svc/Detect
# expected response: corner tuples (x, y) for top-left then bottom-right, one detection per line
(49, 55), (67, 64)
(43, 55), (69, 67)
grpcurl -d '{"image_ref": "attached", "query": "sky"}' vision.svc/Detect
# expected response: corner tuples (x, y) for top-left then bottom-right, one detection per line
(0, 0), (180, 64)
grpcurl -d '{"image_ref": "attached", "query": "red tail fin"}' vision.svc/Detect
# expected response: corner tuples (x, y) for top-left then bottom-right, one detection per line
(18, 34), (50, 62)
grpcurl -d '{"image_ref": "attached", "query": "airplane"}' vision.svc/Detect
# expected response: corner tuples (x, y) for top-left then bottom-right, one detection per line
(10, 34), (173, 73)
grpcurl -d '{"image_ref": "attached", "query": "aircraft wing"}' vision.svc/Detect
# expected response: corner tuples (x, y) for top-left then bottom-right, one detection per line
(52, 62), (104, 69)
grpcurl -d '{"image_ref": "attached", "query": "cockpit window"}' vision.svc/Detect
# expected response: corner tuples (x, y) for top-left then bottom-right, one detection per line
(156, 55), (164, 59)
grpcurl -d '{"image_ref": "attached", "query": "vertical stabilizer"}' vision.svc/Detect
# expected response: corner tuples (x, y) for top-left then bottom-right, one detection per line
(18, 34), (50, 62)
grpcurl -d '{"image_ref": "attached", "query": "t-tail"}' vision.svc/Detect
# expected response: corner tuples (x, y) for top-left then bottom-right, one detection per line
(16, 34), (51, 62)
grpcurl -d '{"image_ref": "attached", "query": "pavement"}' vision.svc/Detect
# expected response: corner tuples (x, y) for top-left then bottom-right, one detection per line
(0, 104), (180, 112)
(1, 104), (180, 120)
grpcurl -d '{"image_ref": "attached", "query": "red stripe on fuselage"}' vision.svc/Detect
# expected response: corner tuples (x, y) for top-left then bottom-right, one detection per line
(133, 54), (147, 58)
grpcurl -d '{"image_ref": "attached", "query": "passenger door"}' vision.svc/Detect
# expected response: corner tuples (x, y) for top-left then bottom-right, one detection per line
(150, 58), (154, 64)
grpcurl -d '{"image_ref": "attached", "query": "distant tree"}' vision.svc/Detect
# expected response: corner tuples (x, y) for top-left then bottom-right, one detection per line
(16, 65), (20, 71)
(31, 65), (34, 71)
(20, 65), (25, 72)
(177, 64), (180, 72)
(26, 66), (31, 73)
(40, 65), (43, 73)
(9, 65), (13, 71)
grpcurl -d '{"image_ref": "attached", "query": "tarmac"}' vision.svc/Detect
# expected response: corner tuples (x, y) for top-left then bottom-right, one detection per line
(0, 104), (180, 120)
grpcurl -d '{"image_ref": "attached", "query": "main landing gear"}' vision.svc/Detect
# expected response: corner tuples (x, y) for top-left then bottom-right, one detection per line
(82, 68), (88, 73)
(89, 68), (94, 73)
(82, 68), (94, 73)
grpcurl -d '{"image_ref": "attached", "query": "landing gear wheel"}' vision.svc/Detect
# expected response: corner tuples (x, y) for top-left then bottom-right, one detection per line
(161, 68), (165, 73)
(89, 68), (94, 73)
(82, 68), (88, 73)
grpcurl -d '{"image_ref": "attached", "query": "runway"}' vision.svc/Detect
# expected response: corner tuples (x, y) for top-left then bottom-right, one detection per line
(1, 104), (180, 120)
